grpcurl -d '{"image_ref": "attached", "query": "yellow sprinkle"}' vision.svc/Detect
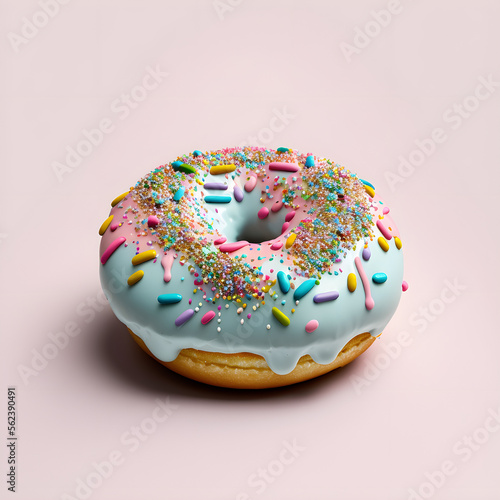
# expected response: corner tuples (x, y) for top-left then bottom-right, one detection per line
(131, 250), (157, 265)
(291, 308), (295, 313)
(347, 273), (357, 292)
(378, 237), (389, 252)
(111, 191), (129, 207)
(98, 215), (113, 235)
(285, 233), (296, 249)
(193, 289), (197, 293)
(209, 164), (236, 175)
(364, 185), (375, 198)
(261, 285), (270, 293)
(394, 237), (402, 250)
(127, 270), (144, 286)
(272, 307), (290, 326)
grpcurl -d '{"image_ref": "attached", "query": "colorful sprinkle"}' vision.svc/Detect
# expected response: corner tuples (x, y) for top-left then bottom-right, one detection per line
(234, 185), (244, 202)
(111, 191), (129, 207)
(127, 270), (144, 286)
(210, 164), (235, 175)
(372, 272), (387, 284)
(244, 175), (257, 192)
(376, 219), (392, 240)
(201, 311), (216, 325)
(347, 273), (357, 292)
(305, 319), (319, 333)
(205, 195), (232, 203)
(269, 162), (300, 173)
(204, 182), (228, 190)
(285, 211), (296, 222)
(173, 186), (185, 201)
(157, 293), (182, 304)
(173, 163), (197, 175)
(293, 278), (316, 300)
(258, 207), (269, 219)
(147, 215), (159, 227)
(305, 155), (315, 167)
(132, 250), (156, 266)
(271, 201), (283, 212)
(394, 237), (402, 250)
(360, 179), (375, 190)
(355, 256), (374, 310)
(277, 271), (290, 293)
(378, 237), (389, 252)
(193, 150), (203, 156)
(101, 237), (126, 264)
(402, 280), (409, 291)
(285, 233), (296, 249)
(364, 185), (375, 198)
(277, 147), (290, 153)
(271, 240), (283, 251)
(362, 247), (371, 261)
(161, 252), (175, 282)
(219, 241), (249, 253)
(313, 291), (339, 303)
(272, 307), (290, 326)
(281, 222), (290, 234)
(175, 309), (195, 326)
(99, 215), (114, 235)
(214, 237), (227, 245)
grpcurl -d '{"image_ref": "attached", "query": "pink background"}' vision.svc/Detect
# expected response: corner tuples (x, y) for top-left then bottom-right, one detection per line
(1, 1), (500, 499)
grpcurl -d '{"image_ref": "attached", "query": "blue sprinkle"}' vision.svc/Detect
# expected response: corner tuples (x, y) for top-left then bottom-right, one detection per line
(277, 147), (290, 153)
(171, 161), (183, 168)
(193, 150), (203, 157)
(305, 155), (315, 167)
(173, 186), (185, 201)
(293, 279), (316, 301)
(205, 195), (232, 204)
(360, 179), (375, 190)
(277, 271), (290, 294)
(157, 294), (182, 304)
(372, 273), (387, 284)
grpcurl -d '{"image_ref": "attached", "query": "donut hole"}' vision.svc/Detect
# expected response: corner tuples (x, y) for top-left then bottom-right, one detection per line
(235, 218), (283, 244)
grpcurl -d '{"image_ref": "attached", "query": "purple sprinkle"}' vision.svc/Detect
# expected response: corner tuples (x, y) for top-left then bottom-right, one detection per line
(204, 182), (228, 190)
(313, 291), (340, 303)
(234, 186), (244, 202)
(175, 309), (194, 327)
(362, 247), (371, 261)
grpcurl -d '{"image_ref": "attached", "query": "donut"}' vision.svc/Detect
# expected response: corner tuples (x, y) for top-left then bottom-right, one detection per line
(99, 146), (406, 389)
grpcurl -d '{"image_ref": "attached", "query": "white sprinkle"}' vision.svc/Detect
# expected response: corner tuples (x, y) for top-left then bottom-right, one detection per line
(195, 307), (199, 312)
(217, 327), (221, 332)
(266, 324), (271, 330)
(237, 307), (243, 314)
(218, 319), (221, 323)
(225, 304), (229, 309)
(240, 319), (244, 324)
(295, 300), (299, 305)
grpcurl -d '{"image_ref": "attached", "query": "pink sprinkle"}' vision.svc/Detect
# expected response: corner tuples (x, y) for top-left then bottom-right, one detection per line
(219, 241), (249, 253)
(148, 215), (159, 227)
(258, 207), (269, 219)
(383, 207), (390, 215)
(281, 222), (290, 234)
(305, 320), (319, 333)
(247, 314), (251, 319)
(189, 299), (192, 304)
(244, 175), (257, 192)
(100, 237), (126, 264)
(214, 237), (227, 245)
(376, 219), (392, 240)
(271, 201), (283, 212)
(285, 211), (296, 222)
(271, 241), (283, 251)
(269, 162), (300, 172)
(110, 223), (119, 232)
(402, 281), (409, 292)
(201, 311), (216, 325)
(217, 306), (222, 311)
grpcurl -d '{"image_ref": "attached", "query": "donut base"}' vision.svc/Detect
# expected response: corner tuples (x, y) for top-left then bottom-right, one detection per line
(127, 328), (376, 389)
